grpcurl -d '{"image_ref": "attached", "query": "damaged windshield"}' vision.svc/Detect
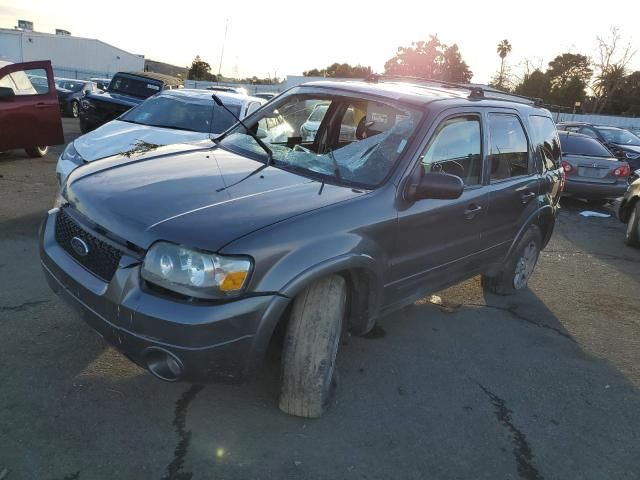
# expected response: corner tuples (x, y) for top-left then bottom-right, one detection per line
(218, 88), (423, 188)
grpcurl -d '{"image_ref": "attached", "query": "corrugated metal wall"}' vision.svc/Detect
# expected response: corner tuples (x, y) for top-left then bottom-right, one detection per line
(0, 29), (144, 79)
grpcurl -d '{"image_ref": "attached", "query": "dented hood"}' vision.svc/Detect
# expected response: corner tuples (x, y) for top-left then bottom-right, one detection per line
(74, 120), (211, 162)
(64, 147), (365, 251)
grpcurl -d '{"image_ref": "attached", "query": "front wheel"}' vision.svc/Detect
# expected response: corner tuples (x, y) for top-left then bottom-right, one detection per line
(279, 275), (346, 418)
(624, 202), (640, 248)
(482, 225), (542, 295)
(24, 146), (48, 158)
(71, 100), (80, 118)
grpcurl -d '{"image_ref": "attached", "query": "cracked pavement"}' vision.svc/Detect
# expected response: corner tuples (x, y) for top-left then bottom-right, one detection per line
(1, 119), (640, 479)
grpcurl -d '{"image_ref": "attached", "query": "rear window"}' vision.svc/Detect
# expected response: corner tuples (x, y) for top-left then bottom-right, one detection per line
(529, 115), (561, 170)
(109, 75), (163, 98)
(559, 134), (612, 157)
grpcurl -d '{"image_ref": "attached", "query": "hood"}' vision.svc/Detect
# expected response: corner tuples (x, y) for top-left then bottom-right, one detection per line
(64, 148), (366, 251)
(74, 120), (211, 161)
(87, 91), (142, 107)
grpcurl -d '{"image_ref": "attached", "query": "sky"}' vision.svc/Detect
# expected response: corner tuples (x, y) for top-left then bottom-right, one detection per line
(1, 0), (639, 83)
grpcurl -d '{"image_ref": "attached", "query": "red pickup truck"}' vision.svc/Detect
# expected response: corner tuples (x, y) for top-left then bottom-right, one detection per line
(0, 60), (64, 157)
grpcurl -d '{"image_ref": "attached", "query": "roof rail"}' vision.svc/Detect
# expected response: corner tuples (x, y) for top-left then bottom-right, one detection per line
(365, 74), (544, 107)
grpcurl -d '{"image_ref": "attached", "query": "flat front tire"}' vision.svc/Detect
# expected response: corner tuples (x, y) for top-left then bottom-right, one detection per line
(624, 202), (640, 248)
(482, 225), (542, 295)
(279, 275), (346, 418)
(24, 146), (48, 158)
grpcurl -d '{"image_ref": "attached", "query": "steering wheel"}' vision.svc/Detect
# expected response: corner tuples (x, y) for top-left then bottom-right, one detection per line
(433, 160), (465, 178)
(293, 144), (312, 153)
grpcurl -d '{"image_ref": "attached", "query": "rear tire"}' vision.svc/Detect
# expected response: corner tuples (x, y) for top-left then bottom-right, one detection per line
(24, 146), (48, 158)
(482, 225), (542, 295)
(279, 275), (346, 418)
(624, 202), (640, 248)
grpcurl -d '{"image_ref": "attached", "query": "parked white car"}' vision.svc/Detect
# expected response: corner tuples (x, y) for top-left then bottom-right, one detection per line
(299, 102), (357, 142)
(56, 89), (265, 185)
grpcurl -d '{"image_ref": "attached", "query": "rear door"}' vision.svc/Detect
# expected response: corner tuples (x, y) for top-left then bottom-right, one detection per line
(0, 60), (64, 150)
(482, 110), (540, 258)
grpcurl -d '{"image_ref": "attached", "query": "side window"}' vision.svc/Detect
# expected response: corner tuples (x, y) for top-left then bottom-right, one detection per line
(578, 127), (598, 139)
(421, 115), (482, 185)
(0, 73), (16, 90)
(1, 68), (48, 95)
(529, 115), (561, 171)
(488, 113), (529, 181)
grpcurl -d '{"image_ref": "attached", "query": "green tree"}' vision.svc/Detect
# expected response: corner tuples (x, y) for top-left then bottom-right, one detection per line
(188, 55), (215, 81)
(514, 69), (551, 99)
(383, 35), (472, 83)
(591, 27), (636, 113)
(303, 63), (372, 78)
(545, 53), (592, 108)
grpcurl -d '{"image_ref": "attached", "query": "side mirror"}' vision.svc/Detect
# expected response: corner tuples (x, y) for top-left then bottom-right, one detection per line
(257, 127), (268, 139)
(408, 172), (464, 201)
(0, 86), (15, 101)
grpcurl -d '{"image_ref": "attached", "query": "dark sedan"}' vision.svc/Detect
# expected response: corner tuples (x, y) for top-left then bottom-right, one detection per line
(55, 79), (98, 118)
(559, 131), (630, 202)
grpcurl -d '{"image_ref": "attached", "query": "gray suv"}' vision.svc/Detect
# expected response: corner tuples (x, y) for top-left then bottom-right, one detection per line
(40, 78), (563, 418)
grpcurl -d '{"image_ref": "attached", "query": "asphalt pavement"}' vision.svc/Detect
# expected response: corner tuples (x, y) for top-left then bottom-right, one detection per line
(1, 118), (639, 480)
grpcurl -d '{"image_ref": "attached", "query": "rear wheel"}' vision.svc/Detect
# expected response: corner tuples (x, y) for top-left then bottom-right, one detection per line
(482, 225), (542, 295)
(71, 100), (80, 118)
(24, 146), (48, 158)
(279, 275), (346, 418)
(624, 202), (640, 248)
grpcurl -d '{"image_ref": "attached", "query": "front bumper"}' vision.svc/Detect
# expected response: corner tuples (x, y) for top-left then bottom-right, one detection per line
(563, 179), (628, 200)
(39, 209), (288, 383)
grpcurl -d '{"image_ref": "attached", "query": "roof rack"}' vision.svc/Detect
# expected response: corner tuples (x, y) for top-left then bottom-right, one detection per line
(364, 74), (544, 107)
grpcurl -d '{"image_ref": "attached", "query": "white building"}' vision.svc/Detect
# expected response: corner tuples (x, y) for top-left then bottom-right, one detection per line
(0, 27), (144, 79)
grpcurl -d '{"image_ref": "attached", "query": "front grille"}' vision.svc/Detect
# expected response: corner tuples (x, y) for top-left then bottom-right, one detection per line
(54, 208), (122, 282)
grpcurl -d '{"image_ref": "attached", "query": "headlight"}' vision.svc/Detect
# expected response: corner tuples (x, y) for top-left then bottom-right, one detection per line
(61, 142), (84, 166)
(625, 151), (640, 160)
(141, 242), (252, 299)
(80, 98), (94, 110)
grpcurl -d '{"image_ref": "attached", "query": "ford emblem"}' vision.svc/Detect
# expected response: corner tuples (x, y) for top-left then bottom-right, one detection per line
(70, 236), (90, 257)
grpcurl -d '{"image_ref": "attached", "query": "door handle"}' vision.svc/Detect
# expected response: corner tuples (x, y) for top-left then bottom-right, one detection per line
(521, 192), (536, 204)
(463, 204), (483, 219)
(34, 103), (51, 109)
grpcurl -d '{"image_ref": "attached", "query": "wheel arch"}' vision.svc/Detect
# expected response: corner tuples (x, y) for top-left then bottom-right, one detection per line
(506, 204), (554, 260)
(244, 255), (384, 377)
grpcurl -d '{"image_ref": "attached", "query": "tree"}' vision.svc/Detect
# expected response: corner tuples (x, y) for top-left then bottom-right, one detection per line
(591, 27), (636, 113)
(545, 53), (592, 108)
(187, 55), (216, 81)
(303, 63), (372, 78)
(383, 35), (472, 83)
(514, 69), (551, 99)
(491, 39), (512, 90)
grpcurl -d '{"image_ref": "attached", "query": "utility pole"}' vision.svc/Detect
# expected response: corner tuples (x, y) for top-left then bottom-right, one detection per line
(218, 18), (229, 77)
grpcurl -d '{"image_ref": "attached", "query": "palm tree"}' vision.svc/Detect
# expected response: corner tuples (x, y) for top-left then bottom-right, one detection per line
(496, 39), (512, 88)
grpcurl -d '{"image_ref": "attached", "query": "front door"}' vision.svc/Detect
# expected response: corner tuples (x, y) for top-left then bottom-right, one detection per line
(387, 111), (488, 304)
(0, 60), (64, 151)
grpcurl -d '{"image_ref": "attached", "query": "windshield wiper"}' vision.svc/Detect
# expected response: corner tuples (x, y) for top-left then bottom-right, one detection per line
(210, 94), (273, 166)
(148, 124), (199, 132)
